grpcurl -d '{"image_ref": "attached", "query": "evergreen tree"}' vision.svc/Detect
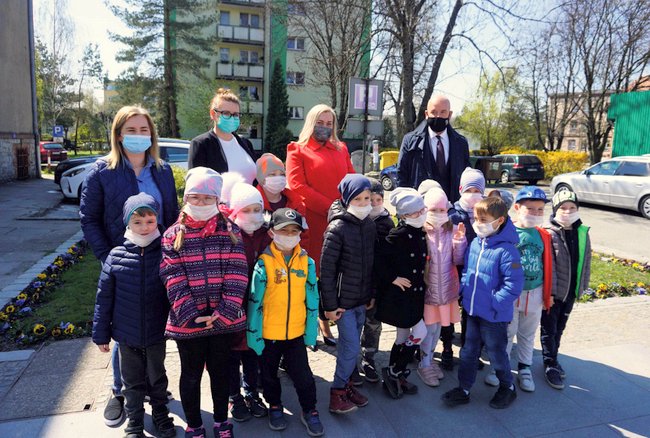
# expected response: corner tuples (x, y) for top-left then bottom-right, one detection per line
(108, 0), (218, 137)
(265, 60), (293, 160)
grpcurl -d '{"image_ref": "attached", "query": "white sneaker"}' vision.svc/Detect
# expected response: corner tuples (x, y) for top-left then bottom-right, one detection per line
(484, 369), (499, 387)
(518, 368), (535, 392)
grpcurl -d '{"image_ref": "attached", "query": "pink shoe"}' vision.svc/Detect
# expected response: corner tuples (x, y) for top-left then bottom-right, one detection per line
(432, 362), (445, 380)
(417, 366), (440, 387)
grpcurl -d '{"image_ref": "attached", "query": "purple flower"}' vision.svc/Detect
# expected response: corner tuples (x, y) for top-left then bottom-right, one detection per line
(638, 288), (647, 295)
(19, 307), (32, 314)
(15, 299), (26, 307)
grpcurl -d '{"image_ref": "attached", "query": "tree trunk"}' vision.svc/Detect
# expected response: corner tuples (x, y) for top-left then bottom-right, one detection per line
(164, 1), (179, 137)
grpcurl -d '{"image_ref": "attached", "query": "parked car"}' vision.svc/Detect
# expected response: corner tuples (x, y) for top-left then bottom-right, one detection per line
(54, 155), (102, 184)
(551, 156), (650, 219)
(59, 139), (190, 200)
(380, 164), (398, 191)
(493, 153), (544, 184)
(39, 141), (68, 165)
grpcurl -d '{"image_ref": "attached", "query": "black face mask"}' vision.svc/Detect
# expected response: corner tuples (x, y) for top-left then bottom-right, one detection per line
(427, 117), (449, 133)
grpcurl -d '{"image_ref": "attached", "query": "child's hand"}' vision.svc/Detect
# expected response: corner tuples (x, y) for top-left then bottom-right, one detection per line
(195, 315), (218, 328)
(97, 344), (110, 353)
(392, 277), (412, 291)
(365, 298), (375, 310)
(454, 223), (466, 240)
(325, 309), (345, 321)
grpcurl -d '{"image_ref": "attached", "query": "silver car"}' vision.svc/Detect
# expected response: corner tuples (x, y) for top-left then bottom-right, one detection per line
(550, 156), (650, 219)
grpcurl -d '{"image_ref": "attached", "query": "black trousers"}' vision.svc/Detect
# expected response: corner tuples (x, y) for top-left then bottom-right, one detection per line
(540, 294), (575, 366)
(119, 342), (169, 422)
(228, 348), (260, 398)
(261, 337), (317, 413)
(176, 334), (233, 427)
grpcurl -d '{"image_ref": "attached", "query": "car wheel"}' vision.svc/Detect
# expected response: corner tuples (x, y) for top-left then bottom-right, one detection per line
(529, 179), (538, 185)
(500, 171), (509, 184)
(640, 195), (650, 219)
(381, 176), (394, 191)
(555, 183), (572, 193)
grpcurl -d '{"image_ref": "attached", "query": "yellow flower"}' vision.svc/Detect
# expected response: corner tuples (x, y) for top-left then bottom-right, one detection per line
(51, 327), (61, 337)
(33, 324), (46, 336)
(632, 262), (640, 269)
(17, 293), (28, 301)
(639, 282), (646, 288)
(0, 312), (7, 321)
(597, 283), (607, 291)
(37, 273), (47, 280)
(64, 324), (75, 335)
(5, 305), (16, 314)
(32, 293), (40, 302)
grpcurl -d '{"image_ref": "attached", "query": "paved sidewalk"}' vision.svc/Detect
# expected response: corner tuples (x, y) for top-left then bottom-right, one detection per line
(0, 296), (647, 438)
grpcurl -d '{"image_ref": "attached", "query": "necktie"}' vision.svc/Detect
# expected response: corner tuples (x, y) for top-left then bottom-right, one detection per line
(436, 135), (446, 176)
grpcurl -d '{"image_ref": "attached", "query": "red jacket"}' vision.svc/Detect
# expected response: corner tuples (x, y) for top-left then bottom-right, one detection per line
(257, 185), (311, 252)
(286, 138), (355, 274)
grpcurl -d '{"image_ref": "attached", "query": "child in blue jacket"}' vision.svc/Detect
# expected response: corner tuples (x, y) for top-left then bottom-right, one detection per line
(93, 193), (175, 438)
(442, 196), (524, 410)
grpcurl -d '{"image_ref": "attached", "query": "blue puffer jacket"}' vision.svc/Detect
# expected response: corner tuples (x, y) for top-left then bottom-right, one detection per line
(92, 238), (169, 348)
(80, 158), (179, 263)
(460, 218), (524, 323)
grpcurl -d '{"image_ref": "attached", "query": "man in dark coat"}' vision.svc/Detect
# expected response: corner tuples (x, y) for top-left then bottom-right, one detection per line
(396, 95), (470, 203)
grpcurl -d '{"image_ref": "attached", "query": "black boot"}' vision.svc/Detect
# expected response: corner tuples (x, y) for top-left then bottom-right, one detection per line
(382, 344), (404, 399)
(152, 405), (176, 438)
(396, 345), (419, 395)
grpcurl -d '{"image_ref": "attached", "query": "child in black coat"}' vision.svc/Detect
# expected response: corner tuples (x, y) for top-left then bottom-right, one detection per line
(375, 188), (428, 399)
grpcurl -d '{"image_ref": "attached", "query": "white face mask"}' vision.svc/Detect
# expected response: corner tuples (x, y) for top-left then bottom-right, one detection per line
(459, 192), (483, 211)
(369, 204), (384, 219)
(183, 203), (218, 221)
(124, 228), (160, 248)
(273, 233), (301, 251)
(347, 204), (372, 220)
(405, 214), (427, 228)
(473, 218), (501, 238)
(426, 211), (449, 228)
(263, 175), (287, 195)
(235, 212), (265, 235)
(518, 213), (544, 228)
(555, 211), (580, 228)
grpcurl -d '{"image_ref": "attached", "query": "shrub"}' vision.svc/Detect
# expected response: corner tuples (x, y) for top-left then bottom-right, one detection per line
(172, 166), (187, 205)
(499, 148), (589, 179)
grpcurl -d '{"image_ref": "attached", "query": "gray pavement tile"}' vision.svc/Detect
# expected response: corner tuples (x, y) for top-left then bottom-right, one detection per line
(607, 415), (650, 438)
(0, 417), (46, 438)
(0, 350), (35, 362)
(534, 424), (622, 438)
(23, 339), (109, 377)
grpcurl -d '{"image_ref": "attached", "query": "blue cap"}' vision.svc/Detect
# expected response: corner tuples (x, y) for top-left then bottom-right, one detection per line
(515, 186), (550, 203)
(123, 192), (160, 226)
(338, 174), (371, 207)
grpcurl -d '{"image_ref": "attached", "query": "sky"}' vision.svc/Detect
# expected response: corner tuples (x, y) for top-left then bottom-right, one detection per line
(32, 0), (495, 112)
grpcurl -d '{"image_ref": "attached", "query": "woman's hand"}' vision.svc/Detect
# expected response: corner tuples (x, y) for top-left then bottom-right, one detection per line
(97, 344), (110, 353)
(454, 223), (466, 240)
(392, 277), (412, 291)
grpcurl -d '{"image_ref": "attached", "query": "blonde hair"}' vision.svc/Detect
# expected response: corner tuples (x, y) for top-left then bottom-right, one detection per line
(210, 87), (240, 111)
(296, 104), (340, 148)
(173, 211), (238, 251)
(108, 106), (161, 170)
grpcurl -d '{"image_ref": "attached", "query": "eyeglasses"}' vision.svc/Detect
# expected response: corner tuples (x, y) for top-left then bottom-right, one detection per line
(213, 108), (240, 119)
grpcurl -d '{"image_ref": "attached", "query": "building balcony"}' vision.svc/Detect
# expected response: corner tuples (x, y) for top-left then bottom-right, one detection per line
(240, 101), (263, 115)
(217, 25), (264, 45)
(221, 0), (265, 7)
(216, 62), (264, 82)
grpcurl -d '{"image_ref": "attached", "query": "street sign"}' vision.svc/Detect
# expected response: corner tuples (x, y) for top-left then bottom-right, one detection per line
(53, 125), (64, 138)
(346, 119), (384, 136)
(347, 78), (384, 117)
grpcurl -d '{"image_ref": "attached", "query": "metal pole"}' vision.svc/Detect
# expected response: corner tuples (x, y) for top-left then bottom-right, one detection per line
(361, 78), (369, 175)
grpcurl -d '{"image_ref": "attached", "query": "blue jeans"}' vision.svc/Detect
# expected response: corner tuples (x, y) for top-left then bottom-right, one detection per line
(112, 342), (123, 395)
(458, 315), (512, 391)
(332, 305), (366, 389)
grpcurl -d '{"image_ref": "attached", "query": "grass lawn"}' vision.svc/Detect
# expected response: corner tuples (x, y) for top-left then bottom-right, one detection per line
(589, 255), (650, 288)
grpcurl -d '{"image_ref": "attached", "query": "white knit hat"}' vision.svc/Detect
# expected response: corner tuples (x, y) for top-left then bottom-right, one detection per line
(219, 172), (246, 206)
(424, 188), (452, 210)
(229, 182), (263, 218)
(183, 167), (223, 202)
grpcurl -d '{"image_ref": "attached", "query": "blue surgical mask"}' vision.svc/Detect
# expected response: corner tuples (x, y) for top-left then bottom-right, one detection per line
(217, 116), (240, 133)
(122, 135), (152, 153)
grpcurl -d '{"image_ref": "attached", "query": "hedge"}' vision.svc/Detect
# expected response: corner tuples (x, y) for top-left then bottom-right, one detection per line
(498, 148), (589, 179)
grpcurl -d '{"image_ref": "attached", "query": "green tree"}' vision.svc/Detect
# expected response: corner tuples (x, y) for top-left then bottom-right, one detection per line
(73, 44), (104, 151)
(108, 0), (218, 137)
(265, 60), (293, 160)
(107, 68), (164, 122)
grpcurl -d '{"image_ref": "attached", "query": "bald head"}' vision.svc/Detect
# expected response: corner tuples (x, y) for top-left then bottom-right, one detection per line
(426, 95), (452, 119)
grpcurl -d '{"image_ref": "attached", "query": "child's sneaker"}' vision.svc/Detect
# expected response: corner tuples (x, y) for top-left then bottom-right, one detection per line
(301, 410), (325, 437)
(381, 367), (403, 399)
(184, 426), (206, 438)
(229, 394), (252, 422)
(484, 369), (499, 387)
(345, 383), (369, 406)
(123, 418), (144, 438)
(489, 385), (517, 409)
(329, 388), (358, 414)
(544, 366), (564, 389)
(362, 360), (380, 383)
(245, 394), (268, 418)
(268, 405), (288, 431)
(442, 387), (470, 407)
(104, 392), (125, 426)
(431, 362), (444, 379)
(417, 366), (440, 387)
(556, 361), (566, 378)
(517, 367), (535, 392)
(214, 421), (234, 438)
(441, 350), (454, 371)
(152, 406), (176, 438)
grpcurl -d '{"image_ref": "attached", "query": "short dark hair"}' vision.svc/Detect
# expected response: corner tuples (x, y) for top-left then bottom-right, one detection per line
(133, 207), (157, 217)
(475, 196), (508, 220)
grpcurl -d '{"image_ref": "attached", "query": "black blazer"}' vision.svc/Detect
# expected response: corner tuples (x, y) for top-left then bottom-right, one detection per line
(188, 130), (258, 174)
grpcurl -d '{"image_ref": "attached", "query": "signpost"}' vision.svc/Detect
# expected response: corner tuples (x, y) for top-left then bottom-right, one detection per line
(52, 125), (64, 143)
(348, 78), (385, 174)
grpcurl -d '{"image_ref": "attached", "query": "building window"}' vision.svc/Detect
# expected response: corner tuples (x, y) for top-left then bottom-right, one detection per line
(250, 51), (259, 64)
(288, 1), (306, 15)
(286, 71), (305, 85)
(567, 139), (576, 151)
(569, 121), (577, 133)
(240, 86), (260, 101)
(288, 106), (304, 119)
(239, 50), (249, 63)
(287, 37), (305, 51)
(240, 13), (260, 28)
(219, 11), (230, 26)
(239, 50), (259, 64)
(220, 48), (230, 62)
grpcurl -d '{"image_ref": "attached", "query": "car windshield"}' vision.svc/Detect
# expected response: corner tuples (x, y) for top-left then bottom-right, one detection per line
(589, 160), (621, 176)
(43, 143), (62, 150)
(518, 156), (541, 165)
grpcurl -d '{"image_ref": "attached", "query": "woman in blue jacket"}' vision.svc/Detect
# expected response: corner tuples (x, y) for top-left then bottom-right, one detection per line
(80, 105), (178, 427)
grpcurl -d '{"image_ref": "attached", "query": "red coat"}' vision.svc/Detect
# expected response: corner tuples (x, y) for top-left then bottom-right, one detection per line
(286, 137), (355, 275)
(257, 185), (311, 252)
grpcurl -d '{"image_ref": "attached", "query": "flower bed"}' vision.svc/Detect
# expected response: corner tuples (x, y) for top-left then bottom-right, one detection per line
(0, 241), (88, 347)
(581, 253), (649, 303)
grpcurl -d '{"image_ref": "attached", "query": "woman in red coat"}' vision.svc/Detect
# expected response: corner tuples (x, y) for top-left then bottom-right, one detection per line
(286, 104), (355, 345)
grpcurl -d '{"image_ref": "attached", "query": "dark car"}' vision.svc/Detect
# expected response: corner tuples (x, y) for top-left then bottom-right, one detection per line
(493, 154), (545, 184)
(54, 155), (102, 184)
(379, 164), (398, 191)
(40, 142), (68, 165)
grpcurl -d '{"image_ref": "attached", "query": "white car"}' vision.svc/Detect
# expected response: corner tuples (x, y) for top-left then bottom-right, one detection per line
(60, 139), (190, 200)
(550, 156), (650, 219)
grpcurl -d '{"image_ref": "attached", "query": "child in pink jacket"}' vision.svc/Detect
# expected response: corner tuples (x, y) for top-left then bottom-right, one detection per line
(418, 188), (467, 387)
